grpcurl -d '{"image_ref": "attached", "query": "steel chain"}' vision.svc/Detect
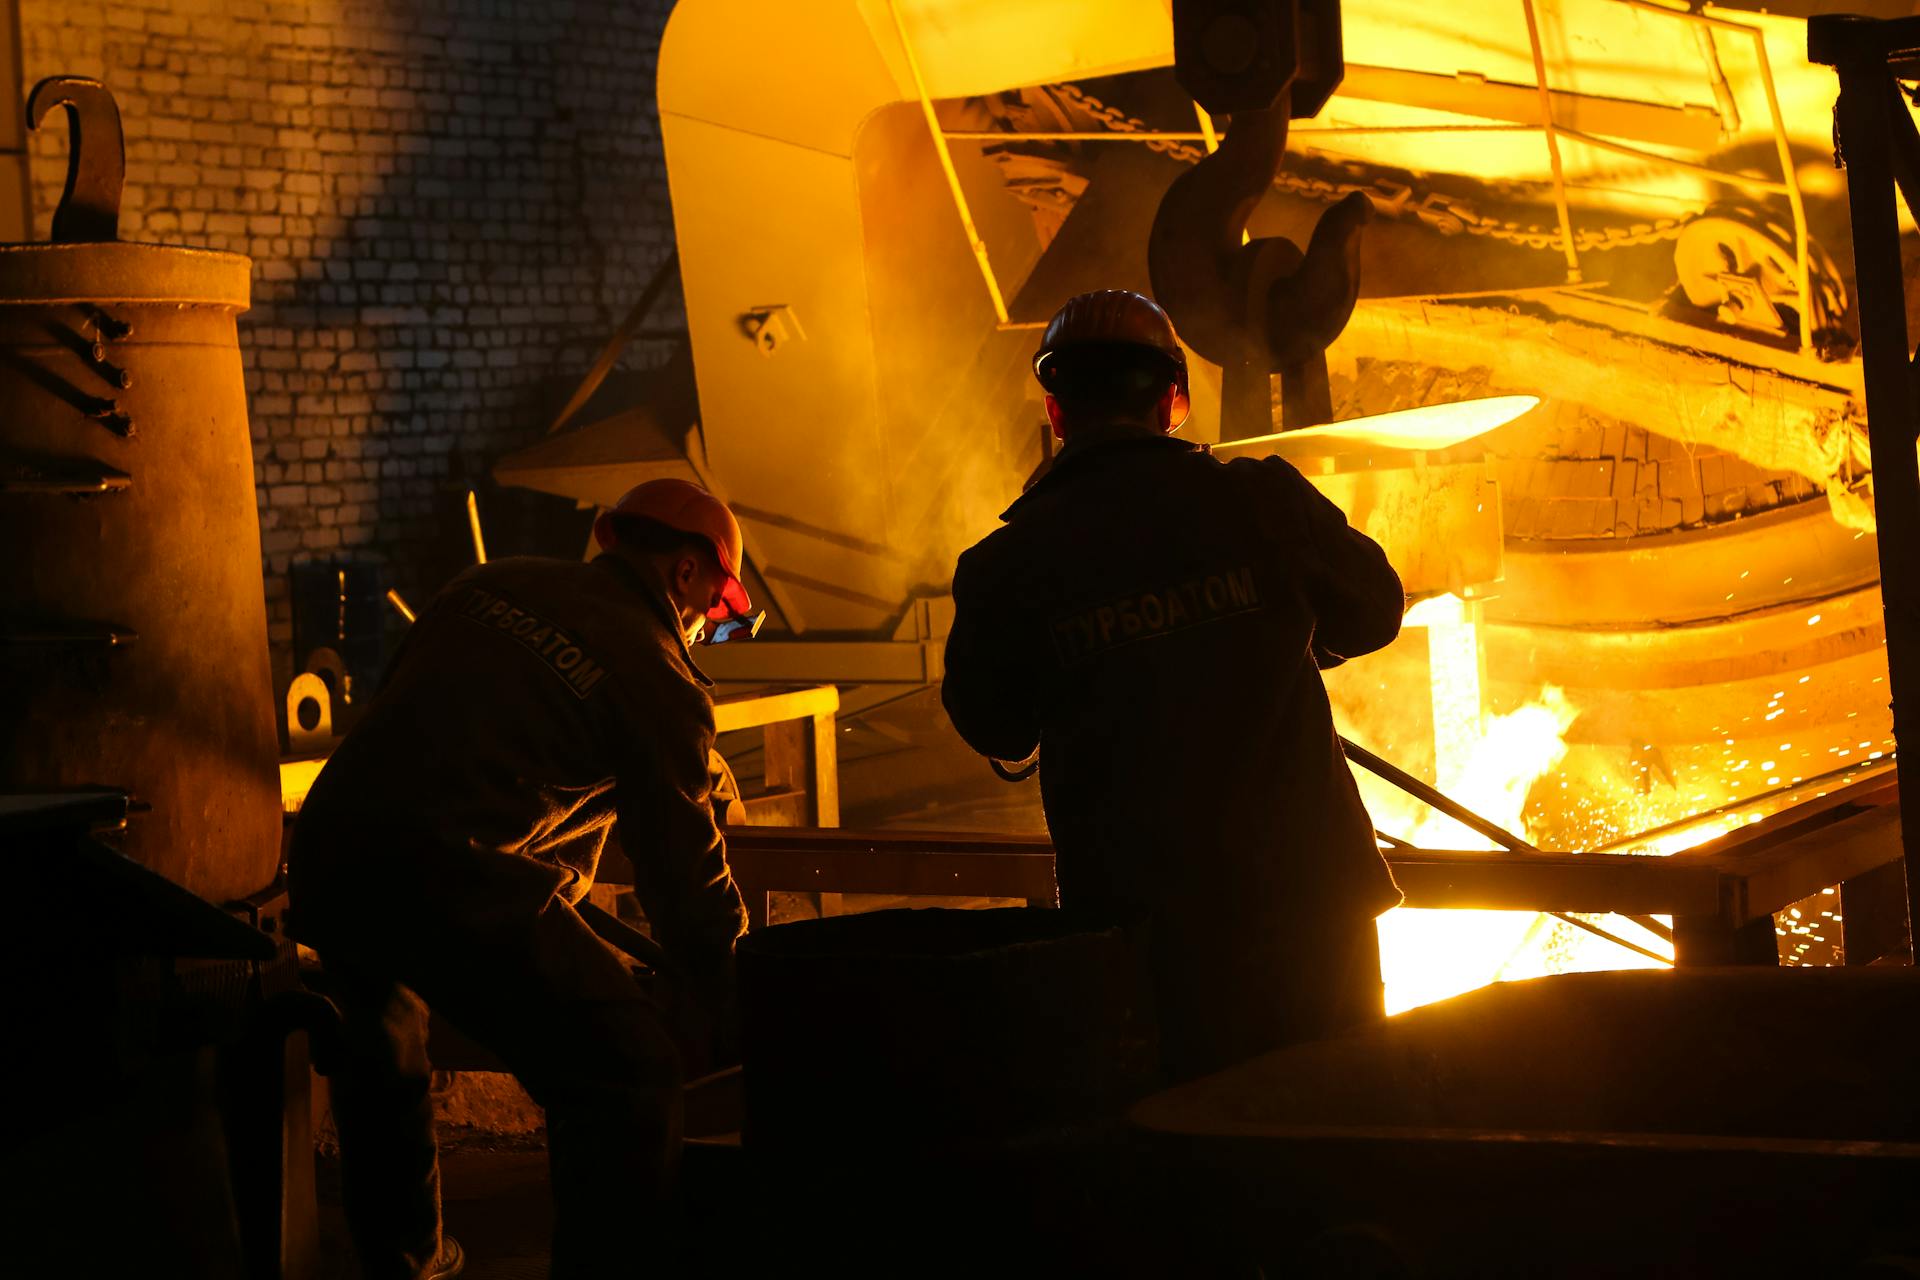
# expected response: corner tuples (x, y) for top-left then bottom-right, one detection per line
(1051, 83), (1688, 254)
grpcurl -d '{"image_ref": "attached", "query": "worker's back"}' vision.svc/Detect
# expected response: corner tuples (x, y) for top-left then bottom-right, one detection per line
(284, 484), (751, 1279)
(290, 553), (726, 954)
(943, 434), (1404, 1077)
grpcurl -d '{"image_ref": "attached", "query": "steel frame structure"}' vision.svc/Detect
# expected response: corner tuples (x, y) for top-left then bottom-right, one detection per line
(718, 770), (1902, 966)
(1809, 13), (1920, 954)
(891, 0), (1816, 350)
(1555, 0), (1811, 351)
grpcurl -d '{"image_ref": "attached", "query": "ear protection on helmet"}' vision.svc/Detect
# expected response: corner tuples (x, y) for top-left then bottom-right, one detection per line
(1165, 377), (1191, 433)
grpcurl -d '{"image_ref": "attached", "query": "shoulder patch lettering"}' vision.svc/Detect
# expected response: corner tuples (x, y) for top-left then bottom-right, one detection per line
(455, 586), (609, 698)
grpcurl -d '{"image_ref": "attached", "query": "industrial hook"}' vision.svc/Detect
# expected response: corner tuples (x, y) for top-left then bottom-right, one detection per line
(27, 76), (125, 243)
(1147, 98), (1370, 438)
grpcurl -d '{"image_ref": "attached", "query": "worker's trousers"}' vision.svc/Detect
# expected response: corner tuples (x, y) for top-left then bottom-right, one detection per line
(298, 843), (685, 1280)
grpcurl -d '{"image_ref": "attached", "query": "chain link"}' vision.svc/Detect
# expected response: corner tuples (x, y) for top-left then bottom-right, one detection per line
(1051, 82), (1689, 253)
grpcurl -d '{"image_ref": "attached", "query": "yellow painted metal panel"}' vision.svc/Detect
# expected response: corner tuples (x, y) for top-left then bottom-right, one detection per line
(659, 0), (895, 157)
(860, 0), (1173, 99)
(660, 0), (1172, 158)
(661, 114), (891, 540)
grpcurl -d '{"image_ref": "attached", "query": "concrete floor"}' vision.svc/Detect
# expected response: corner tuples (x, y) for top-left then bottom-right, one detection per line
(317, 1136), (555, 1280)
(440, 1145), (555, 1280)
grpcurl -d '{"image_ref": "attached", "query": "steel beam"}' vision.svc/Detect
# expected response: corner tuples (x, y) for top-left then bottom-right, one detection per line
(1335, 64), (1722, 151)
(710, 776), (1906, 962)
(1810, 14), (1920, 955)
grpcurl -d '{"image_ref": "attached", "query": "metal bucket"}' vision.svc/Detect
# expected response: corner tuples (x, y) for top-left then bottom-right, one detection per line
(1131, 967), (1920, 1277)
(0, 80), (277, 904)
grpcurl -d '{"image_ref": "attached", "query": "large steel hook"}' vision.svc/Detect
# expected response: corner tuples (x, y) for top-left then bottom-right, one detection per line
(28, 76), (125, 243)
(1147, 96), (1369, 438)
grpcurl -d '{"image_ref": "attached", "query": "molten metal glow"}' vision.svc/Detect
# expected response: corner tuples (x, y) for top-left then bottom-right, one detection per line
(1212, 395), (1541, 460)
(1376, 684), (1602, 1013)
(1369, 596), (1674, 1014)
(1411, 689), (1576, 850)
(1377, 907), (1674, 1015)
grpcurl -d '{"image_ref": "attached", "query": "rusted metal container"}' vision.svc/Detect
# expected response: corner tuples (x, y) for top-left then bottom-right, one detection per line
(0, 80), (278, 904)
(1132, 968), (1920, 1277)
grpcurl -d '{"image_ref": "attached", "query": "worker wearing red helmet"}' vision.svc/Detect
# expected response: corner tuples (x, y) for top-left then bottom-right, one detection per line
(942, 290), (1406, 1086)
(288, 478), (754, 1279)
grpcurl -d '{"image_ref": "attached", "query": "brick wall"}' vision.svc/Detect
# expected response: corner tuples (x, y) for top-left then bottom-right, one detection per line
(1497, 412), (1823, 542)
(1331, 356), (1825, 543)
(20, 0), (683, 696)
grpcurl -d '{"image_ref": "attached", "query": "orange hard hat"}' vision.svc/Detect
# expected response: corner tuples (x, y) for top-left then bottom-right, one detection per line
(595, 479), (752, 621)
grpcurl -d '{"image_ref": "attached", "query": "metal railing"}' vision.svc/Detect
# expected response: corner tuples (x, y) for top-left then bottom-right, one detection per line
(1525, 0), (1813, 351)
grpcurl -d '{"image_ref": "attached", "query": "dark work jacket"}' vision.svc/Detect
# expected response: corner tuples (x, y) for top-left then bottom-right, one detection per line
(942, 435), (1405, 1017)
(289, 553), (747, 1005)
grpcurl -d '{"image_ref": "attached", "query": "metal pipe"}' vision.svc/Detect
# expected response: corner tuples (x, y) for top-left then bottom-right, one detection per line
(1690, 25), (1742, 136)
(1520, 0), (1583, 284)
(1340, 736), (1545, 855)
(1548, 911), (1674, 966)
(883, 0), (1009, 324)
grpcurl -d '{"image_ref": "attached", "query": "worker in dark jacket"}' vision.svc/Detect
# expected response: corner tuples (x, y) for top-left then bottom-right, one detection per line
(288, 479), (754, 1280)
(942, 290), (1405, 1086)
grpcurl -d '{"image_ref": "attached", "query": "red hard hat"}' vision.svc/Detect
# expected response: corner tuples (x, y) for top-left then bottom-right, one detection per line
(595, 479), (752, 621)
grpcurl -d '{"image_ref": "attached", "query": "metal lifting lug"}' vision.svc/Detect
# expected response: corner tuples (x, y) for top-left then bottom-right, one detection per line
(26, 77), (126, 244)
